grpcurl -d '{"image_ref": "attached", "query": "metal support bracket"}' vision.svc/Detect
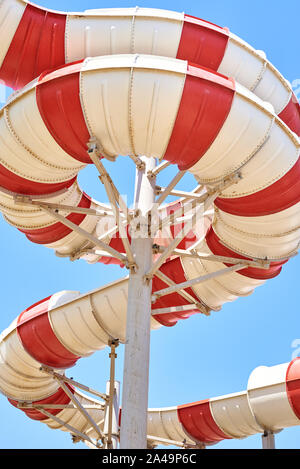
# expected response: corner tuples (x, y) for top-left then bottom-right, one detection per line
(155, 170), (187, 206)
(40, 366), (108, 402)
(147, 160), (171, 179)
(146, 172), (242, 281)
(87, 139), (137, 271)
(154, 269), (211, 316)
(152, 263), (247, 303)
(38, 408), (103, 449)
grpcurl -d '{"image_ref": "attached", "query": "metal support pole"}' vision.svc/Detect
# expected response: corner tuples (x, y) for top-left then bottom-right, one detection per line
(262, 431), (275, 449)
(104, 339), (120, 449)
(120, 156), (156, 449)
(104, 380), (120, 449)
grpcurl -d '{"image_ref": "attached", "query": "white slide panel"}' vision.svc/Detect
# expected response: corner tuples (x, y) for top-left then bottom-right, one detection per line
(0, 0), (26, 68)
(220, 120), (299, 198)
(248, 363), (299, 430)
(0, 321), (59, 401)
(189, 91), (274, 183)
(80, 55), (186, 160)
(66, 8), (183, 63)
(210, 391), (263, 438)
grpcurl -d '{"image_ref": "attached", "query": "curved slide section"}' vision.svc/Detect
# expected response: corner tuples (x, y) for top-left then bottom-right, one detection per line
(1, 287), (300, 446)
(0, 1), (298, 136)
(0, 55), (299, 315)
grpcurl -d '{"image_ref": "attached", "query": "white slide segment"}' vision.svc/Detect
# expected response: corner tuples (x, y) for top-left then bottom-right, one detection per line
(0, 0), (296, 122)
(1, 286), (300, 447)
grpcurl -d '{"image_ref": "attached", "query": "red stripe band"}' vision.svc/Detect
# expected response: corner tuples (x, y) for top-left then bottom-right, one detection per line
(178, 400), (231, 444)
(164, 64), (235, 170)
(0, 162), (76, 196)
(36, 61), (91, 164)
(19, 192), (92, 245)
(286, 358), (300, 420)
(215, 158), (300, 217)
(17, 296), (79, 369)
(0, 4), (66, 90)
(205, 227), (286, 280)
(152, 258), (201, 327)
(8, 385), (74, 421)
(177, 15), (229, 71)
(279, 94), (300, 137)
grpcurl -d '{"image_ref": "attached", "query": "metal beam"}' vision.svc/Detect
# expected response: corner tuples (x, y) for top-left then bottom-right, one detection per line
(146, 173), (242, 279)
(152, 304), (201, 316)
(147, 160), (171, 178)
(156, 170), (187, 206)
(39, 206), (128, 265)
(152, 264), (246, 302)
(88, 144), (136, 268)
(14, 197), (115, 218)
(40, 366), (108, 402)
(173, 249), (271, 269)
(88, 142), (131, 225)
(146, 192), (216, 280)
(154, 270), (211, 316)
(156, 188), (206, 200)
(17, 403), (104, 410)
(104, 339), (119, 449)
(38, 408), (102, 449)
(52, 376), (104, 441)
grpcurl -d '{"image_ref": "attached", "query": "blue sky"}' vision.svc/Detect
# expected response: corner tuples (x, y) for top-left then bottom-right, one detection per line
(0, 0), (299, 450)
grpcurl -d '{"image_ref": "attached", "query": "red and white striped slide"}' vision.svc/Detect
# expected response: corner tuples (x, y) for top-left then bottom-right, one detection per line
(1, 289), (300, 447)
(0, 0), (299, 447)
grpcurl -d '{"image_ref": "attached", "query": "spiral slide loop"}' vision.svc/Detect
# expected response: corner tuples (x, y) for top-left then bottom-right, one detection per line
(0, 0), (299, 447)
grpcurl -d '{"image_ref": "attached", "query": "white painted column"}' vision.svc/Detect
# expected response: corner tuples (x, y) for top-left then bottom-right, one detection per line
(120, 156), (156, 449)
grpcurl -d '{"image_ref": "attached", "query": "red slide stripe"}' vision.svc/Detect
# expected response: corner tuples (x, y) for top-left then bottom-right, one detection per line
(286, 358), (300, 420)
(164, 64), (235, 170)
(19, 192), (92, 245)
(36, 61), (91, 164)
(17, 296), (80, 369)
(178, 400), (230, 444)
(0, 4), (66, 90)
(215, 158), (300, 217)
(98, 231), (129, 266)
(152, 257), (201, 327)
(206, 227), (286, 280)
(9, 385), (74, 421)
(279, 93), (300, 137)
(0, 162), (76, 196)
(177, 15), (229, 72)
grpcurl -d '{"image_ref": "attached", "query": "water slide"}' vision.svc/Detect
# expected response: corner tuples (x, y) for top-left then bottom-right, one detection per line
(0, 0), (299, 447)
(2, 288), (300, 447)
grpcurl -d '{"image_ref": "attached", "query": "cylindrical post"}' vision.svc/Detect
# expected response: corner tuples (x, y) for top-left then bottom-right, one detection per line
(104, 339), (119, 449)
(104, 379), (120, 449)
(262, 431), (275, 449)
(120, 156), (156, 449)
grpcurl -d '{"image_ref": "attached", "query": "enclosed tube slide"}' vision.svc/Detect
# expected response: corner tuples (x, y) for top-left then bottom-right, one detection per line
(0, 0), (299, 447)
(1, 287), (300, 446)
